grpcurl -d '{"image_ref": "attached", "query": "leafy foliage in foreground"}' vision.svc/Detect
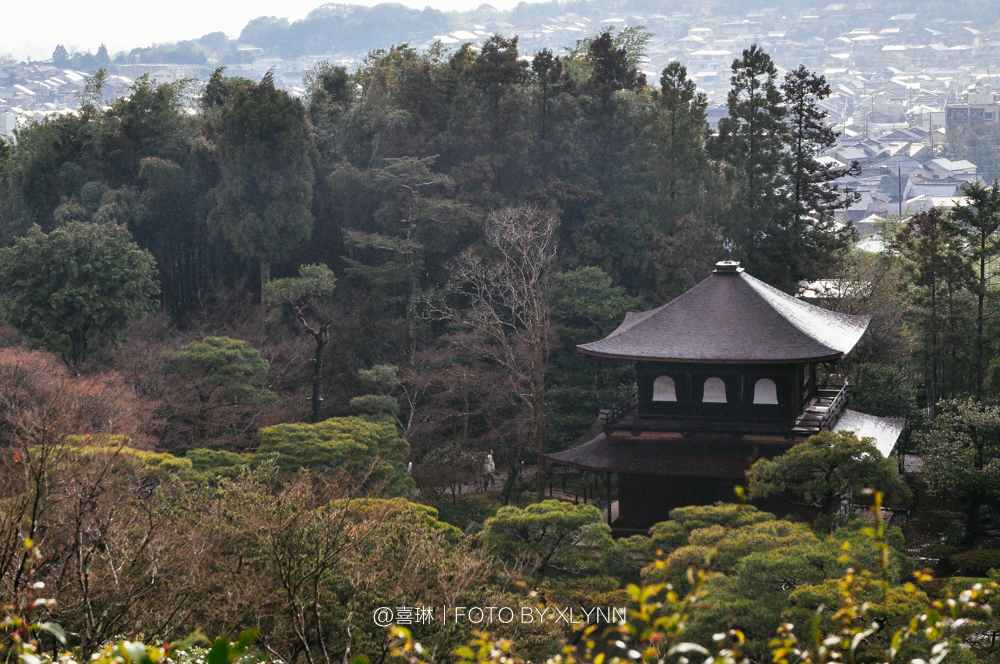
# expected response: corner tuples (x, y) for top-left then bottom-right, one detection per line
(391, 497), (991, 664)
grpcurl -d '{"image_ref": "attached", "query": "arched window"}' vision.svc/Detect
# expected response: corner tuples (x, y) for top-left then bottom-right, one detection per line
(753, 378), (779, 405)
(652, 376), (677, 402)
(703, 377), (727, 403)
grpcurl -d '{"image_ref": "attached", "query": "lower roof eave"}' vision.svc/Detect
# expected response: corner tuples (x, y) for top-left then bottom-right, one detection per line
(831, 408), (907, 457)
(545, 432), (756, 479)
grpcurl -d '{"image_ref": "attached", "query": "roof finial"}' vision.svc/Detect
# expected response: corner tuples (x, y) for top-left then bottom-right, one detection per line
(715, 238), (741, 273)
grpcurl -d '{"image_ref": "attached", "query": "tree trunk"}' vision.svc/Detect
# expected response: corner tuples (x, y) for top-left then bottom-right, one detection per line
(311, 330), (326, 423)
(965, 494), (983, 546)
(260, 258), (271, 303)
(502, 458), (519, 506)
(977, 245), (986, 400)
(930, 277), (938, 408)
(406, 273), (417, 364)
(535, 339), (548, 503)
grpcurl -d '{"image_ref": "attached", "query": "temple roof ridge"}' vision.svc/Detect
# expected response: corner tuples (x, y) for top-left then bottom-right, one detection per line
(738, 272), (870, 358)
(578, 265), (871, 363)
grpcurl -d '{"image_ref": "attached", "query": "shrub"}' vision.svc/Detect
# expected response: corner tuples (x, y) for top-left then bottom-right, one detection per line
(648, 519), (689, 551)
(950, 549), (1000, 576)
(688, 524), (727, 546)
(668, 502), (774, 531)
(186, 448), (254, 478)
(480, 500), (612, 575)
(256, 416), (414, 495)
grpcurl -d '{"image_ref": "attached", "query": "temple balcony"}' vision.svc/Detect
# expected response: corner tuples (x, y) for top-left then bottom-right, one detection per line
(792, 386), (850, 435)
(599, 383), (850, 438)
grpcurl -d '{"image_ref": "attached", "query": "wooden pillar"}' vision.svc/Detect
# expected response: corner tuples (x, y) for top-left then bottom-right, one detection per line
(606, 472), (612, 526)
(792, 364), (802, 416)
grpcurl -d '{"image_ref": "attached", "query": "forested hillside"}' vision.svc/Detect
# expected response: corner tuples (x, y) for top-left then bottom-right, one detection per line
(3, 31), (1000, 664)
(0, 32), (863, 458)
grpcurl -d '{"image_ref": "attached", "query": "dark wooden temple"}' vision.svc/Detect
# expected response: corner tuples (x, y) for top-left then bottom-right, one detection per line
(546, 261), (905, 535)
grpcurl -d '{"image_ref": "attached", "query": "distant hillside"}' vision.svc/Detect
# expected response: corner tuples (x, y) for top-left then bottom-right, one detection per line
(234, 0), (1000, 59)
(239, 3), (453, 58)
(70, 0), (1000, 69)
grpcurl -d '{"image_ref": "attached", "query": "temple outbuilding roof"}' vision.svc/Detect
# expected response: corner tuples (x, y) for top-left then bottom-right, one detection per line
(578, 262), (871, 363)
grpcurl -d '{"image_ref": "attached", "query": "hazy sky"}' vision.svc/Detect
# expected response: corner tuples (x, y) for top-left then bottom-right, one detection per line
(3, 0), (524, 61)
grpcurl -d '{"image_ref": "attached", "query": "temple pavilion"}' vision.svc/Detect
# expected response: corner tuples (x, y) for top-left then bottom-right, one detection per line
(546, 260), (905, 535)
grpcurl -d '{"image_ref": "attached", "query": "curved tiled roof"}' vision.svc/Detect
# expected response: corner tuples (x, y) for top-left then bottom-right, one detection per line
(578, 263), (870, 363)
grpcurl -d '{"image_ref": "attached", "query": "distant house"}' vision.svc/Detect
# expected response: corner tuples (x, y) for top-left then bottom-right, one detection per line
(903, 180), (968, 199)
(687, 49), (733, 70)
(834, 146), (870, 165)
(945, 85), (1000, 132)
(1, 111), (20, 136)
(149, 70), (177, 85)
(880, 128), (922, 142)
(904, 195), (971, 214)
(909, 157), (977, 181)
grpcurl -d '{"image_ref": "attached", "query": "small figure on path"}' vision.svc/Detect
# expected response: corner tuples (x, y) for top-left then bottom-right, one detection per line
(484, 451), (495, 489)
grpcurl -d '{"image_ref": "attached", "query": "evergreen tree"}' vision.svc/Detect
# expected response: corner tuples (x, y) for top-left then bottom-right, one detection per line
(208, 71), (314, 295)
(264, 264), (338, 423)
(165, 336), (276, 447)
(52, 45), (70, 67)
(950, 178), (1000, 399)
(914, 399), (1000, 545)
(655, 62), (706, 152)
(583, 28), (647, 116)
(96, 44), (111, 67)
(530, 48), (562, 142)
(468, 34), (527, 141)
(0, 222), (159, 368)
(711, 45), (793, 288)
(894, 208), (975, 405)
(336, 156), (475, 361)
(649, 62), (708, 205)
(201, 66), (254, 111)
(747, 430), (910, 515)
(481, 500), (612, 575)
(781, 65), (859, 273)
(257, 417), (414, 495)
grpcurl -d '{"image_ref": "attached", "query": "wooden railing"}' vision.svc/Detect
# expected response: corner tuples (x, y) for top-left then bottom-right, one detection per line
(601, 391), (638, 426)
(793, 384), (850, 433)
(819, 385), (850, 429)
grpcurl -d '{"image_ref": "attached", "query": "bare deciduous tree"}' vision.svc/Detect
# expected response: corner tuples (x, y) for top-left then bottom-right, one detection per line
(438, 206), (559, 502)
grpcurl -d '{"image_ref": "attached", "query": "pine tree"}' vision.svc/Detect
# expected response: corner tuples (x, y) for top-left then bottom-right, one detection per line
(337, 156), (474, 362)
(894, 208), (975, 406)
(264, 264), (337, 423)
(52, 45), (70, 67)
(651, 61), (708, 203)
(710, 45), (793, 288)
(96, 44), (111, 66)
(951, 178), (1000, 398)
(781, 65), (859, 274)
(208, 71), (314, 297)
